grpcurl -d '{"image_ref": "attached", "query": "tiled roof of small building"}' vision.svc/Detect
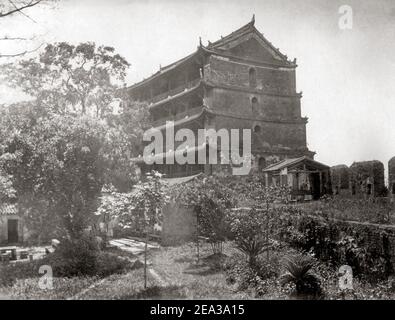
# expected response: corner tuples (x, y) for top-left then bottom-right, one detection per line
(263, 156), (329, 172)
(0, 203), (18, 215)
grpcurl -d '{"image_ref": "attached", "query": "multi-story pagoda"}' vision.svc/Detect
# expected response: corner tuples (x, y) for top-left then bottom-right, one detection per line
(128, 16), (315, 178)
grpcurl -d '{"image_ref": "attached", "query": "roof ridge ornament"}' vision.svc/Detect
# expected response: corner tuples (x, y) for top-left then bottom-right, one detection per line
(199, 36), (202, 47)
(251, 14), (255, 25)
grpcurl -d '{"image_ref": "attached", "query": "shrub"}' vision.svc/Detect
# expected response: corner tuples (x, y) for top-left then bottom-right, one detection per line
(224, 253), (280, 295)
(41, 235), (131, 278)
(95, 252), (132, 278)
(228, 208), (271, 266)
(45, 235), (100, 277)
(224, 258), (261, 290)
(0, 261), (39, 287)
(280, 254), (322, 297)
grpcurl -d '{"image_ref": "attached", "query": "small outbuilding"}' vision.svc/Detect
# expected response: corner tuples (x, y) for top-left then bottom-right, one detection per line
(263, 156), (331, 201)
(349, 160), (385, 197)
(0, 204), (23, 244)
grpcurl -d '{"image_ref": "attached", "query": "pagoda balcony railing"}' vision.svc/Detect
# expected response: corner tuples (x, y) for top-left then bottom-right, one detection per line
(151, 106), (203, 127)
(149, 78), (201, 104)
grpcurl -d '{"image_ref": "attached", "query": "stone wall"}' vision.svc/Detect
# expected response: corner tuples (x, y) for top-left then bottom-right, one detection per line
(206, 55), (296, 95)
(161, 201), (196, 246)
(210, 113), (307, 151)
(203, 54), (308, 158)
(208, 87), (301, 121)
(290, 214), (395, 278)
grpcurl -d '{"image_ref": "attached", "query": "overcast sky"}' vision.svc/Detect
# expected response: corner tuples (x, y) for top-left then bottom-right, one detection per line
(1, 0), (394, 181)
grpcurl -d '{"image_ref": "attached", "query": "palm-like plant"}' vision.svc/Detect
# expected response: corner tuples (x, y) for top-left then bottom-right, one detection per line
(280, 254), (322, 297)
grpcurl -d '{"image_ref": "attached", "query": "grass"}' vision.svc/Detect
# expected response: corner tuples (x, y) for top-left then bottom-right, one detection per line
(0, 276), (99, 300)
(3, 238), (395, 300)
(149, 242), (251, 299)
(68, 241), (250, 299)
(0, 245), (139, 300)
(72, 268), (158, 300)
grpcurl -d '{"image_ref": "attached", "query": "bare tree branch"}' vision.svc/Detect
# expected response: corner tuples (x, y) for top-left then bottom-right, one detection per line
(0, 0), (42, 18)
(0, 36), (29, 40)
(8, 0), (38, 23)
(0, 42), (44, 58)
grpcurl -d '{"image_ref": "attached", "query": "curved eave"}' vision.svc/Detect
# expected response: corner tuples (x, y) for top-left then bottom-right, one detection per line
(131, 143), (216, 164)
(201, 46), (296, 69)
(206, 108), (308, 125)
(148, 80), (203, 110)
(204, 80), (302, 98)
(126, 47), (207, 93)
(148, 107), (209, 131)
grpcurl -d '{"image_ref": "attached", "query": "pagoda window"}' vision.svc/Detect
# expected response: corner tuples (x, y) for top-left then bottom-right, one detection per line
(249, 67), (257, 87)
(254, 125), (261, 133)
(392, 183), (395, 194)
(251, 97), (259, 113)
(367, 183), (372, 195)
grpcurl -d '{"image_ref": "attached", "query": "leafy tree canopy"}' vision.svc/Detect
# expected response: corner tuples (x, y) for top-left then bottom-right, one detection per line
(3, 42), (130, 117)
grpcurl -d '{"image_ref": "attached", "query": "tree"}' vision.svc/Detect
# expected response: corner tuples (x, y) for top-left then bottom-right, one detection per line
(2, 41), (148, 191)
(102, 99), (151, 191)
(3, 42), (130, 117)
(0, 105), (108, 241)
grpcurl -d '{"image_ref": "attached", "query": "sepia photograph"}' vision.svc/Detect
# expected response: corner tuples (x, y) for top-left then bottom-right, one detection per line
(0, 0), (395, 309)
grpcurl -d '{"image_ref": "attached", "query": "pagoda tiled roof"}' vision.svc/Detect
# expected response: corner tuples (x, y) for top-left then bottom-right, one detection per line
(127, 16), (294, 92)
(206, 18), (289, 63)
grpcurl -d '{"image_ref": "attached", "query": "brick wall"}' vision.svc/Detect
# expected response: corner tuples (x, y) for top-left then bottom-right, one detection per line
(206, 55), (296, 95)
(290, 214), (395, 278)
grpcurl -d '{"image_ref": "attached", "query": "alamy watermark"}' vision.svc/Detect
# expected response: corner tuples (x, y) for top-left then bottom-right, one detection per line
(338, 265), (353, 290)
(38, 265), (53, 290)
(338, 5), (353, 30)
